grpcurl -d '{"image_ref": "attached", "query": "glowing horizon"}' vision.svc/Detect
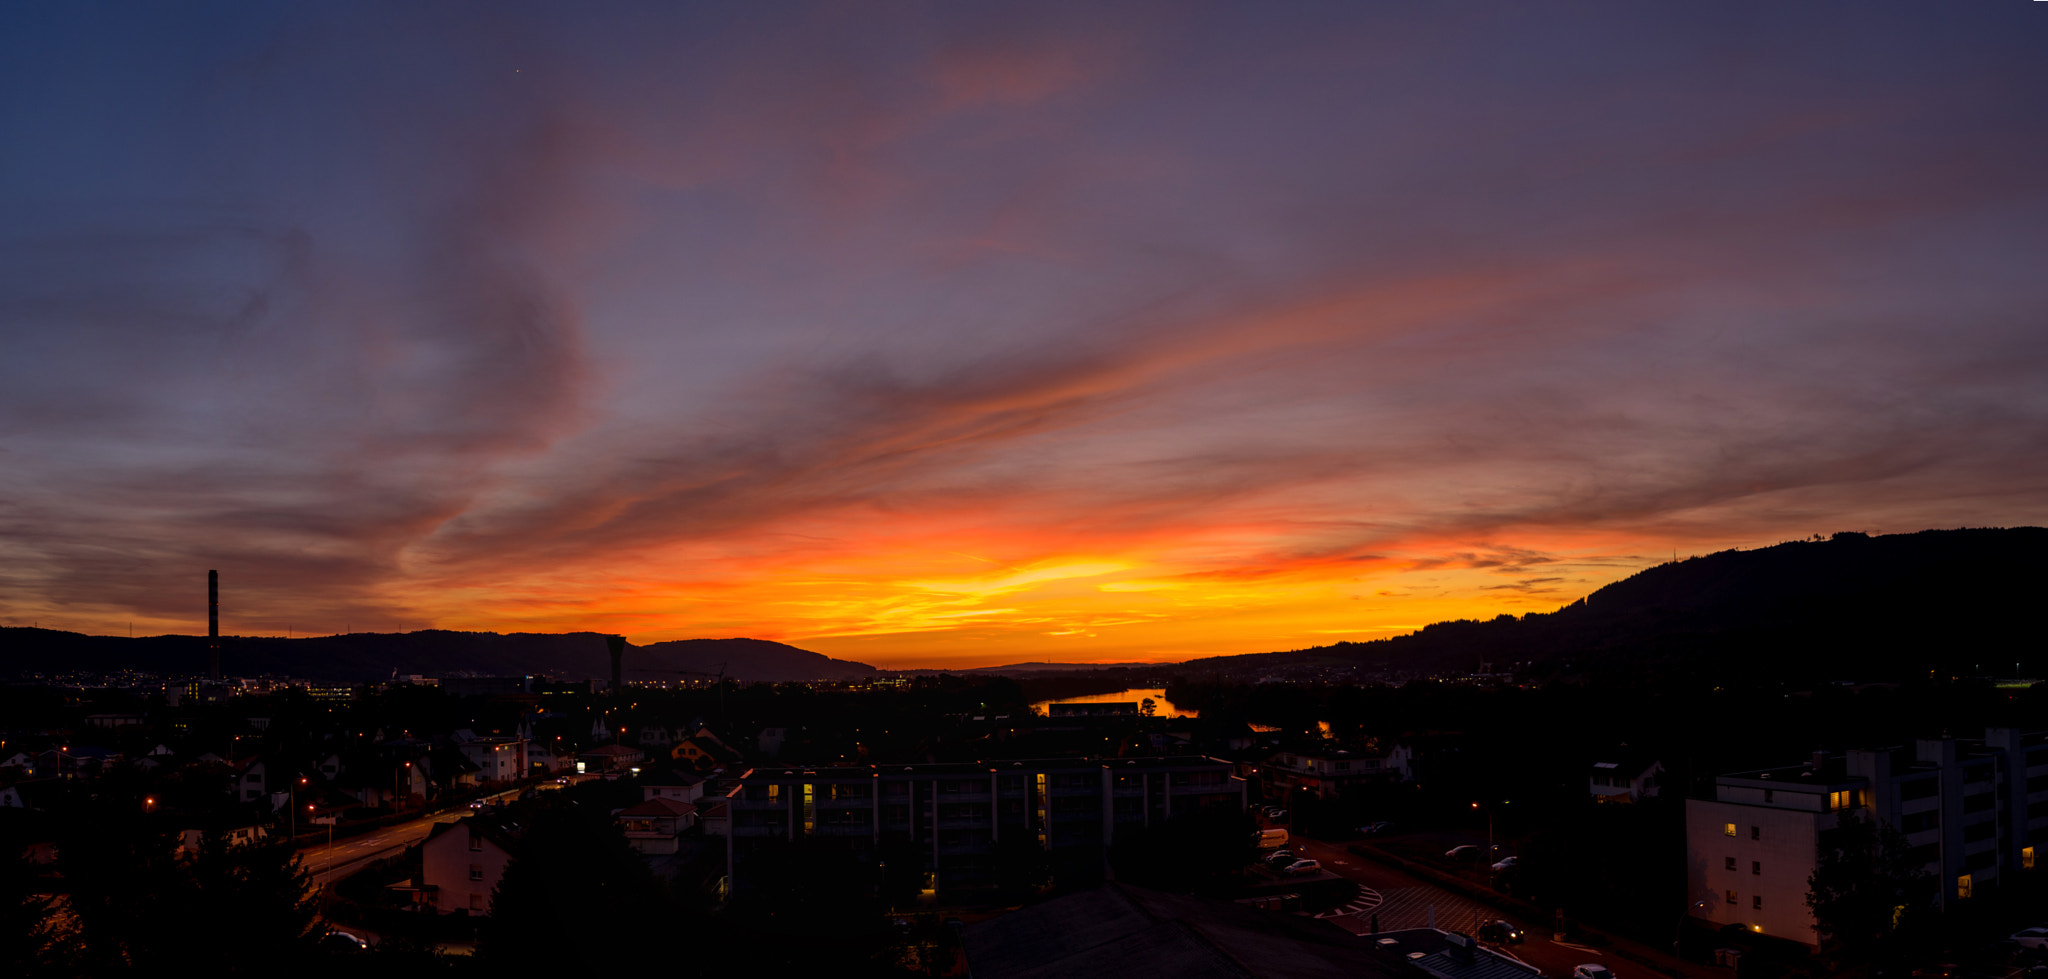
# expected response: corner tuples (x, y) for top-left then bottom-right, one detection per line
(6, 5), (2048, 670)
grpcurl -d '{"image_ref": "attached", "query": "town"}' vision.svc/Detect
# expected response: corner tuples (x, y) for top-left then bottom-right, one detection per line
(7, 633), (2048, 978)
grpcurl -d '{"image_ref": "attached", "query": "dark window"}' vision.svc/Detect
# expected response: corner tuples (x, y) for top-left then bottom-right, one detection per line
(468, 835), (483, 852)
(1964, 821), (1997, 843)
(1726, 890), (1737, 904)
(1903, 810), (1940, 833)
(1752, 860), (1761, 876)
(1725, 856), (1736, 871)
(2028, 773), (2048, 793)
(468, 864), (484, 881)
(1965, 793), (1995, 813)
(1751, 825), (1761, 841)
(1752, 895), (1763, 910)
(1908, 843), (1940, 865)
(1901, 778), (1938, 801)
(1966, 850), (1998, 871)
(2030, 800), (2048, 819)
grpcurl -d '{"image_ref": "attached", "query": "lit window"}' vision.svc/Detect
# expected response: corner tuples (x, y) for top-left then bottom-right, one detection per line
(1724, 823), (1737, 837)
(1726, 890), (1737, 904)
(2027, 847), (2038, 870)
(1957, 874), (1973, 900)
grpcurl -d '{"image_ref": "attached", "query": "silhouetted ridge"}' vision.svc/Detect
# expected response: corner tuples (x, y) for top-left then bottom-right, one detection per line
(0, 628), (875, 683)
(1180, 527), (2048, 683)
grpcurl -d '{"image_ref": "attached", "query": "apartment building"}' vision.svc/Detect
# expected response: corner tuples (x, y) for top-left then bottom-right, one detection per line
(724, 756), (1245, 889)
(1685, 728), (2048, 947)
(1255, 742), (1412, 801)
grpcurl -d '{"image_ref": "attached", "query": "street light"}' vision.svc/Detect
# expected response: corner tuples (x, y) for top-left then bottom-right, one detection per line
(1471, 801), (1493, 851)
(1673, 898), (1713, 953)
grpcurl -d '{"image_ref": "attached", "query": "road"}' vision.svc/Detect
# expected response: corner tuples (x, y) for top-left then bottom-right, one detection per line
(303, 787), (527, 887)
(1282, 832), (1687, 979)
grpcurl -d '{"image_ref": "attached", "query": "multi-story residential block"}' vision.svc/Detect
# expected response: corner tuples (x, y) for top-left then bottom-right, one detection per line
(726, 756), (1246, 890)
(1685, 728), (2048, 947)
(1254, 742), (1411, 801)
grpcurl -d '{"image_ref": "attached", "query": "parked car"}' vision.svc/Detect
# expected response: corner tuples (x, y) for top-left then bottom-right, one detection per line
(1476, 920), (1524, 945)
(1572, 966), (1615, 979)
(1445, 845), (1484, 861)
(1357, 820), (1394, 836)
(320, 931), (368, 952)
(1491, 856), (1519, 872)
(2015, 927), (2048, 950)
(1265, 850), (1296, 867)
(1282, 859), (1321, 875)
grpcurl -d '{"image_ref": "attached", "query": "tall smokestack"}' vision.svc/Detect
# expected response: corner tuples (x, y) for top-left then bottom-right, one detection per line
(208, 570), (221, 679)
(605, 634), (626, 693)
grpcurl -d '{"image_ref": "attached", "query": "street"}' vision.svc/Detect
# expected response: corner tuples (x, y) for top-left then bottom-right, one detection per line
(301, 787), (520, 885)
(1281, 833), (1690, 979)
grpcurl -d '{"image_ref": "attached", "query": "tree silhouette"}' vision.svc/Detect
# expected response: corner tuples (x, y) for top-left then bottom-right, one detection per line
(1806, 809), (1933, 962)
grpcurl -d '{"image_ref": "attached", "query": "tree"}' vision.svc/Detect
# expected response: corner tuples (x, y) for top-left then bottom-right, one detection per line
(476, 795), (691, 972)
(1806, 809), (1933, 962)
(57, 814), (320, 976)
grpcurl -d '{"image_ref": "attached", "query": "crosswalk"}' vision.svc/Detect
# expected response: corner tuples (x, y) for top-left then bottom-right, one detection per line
(1313, 886), (1384, 919)
(1316, 884), (1500, 938)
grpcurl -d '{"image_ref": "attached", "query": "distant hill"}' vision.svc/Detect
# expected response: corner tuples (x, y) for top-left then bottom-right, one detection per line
(630, 637), (875, 682)
(1179, 527), (2048, 684)
(0, 628), (875, 683)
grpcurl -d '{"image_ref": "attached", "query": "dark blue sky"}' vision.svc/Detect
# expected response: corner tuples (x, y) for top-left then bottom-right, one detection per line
(4, 3), (2046, 665)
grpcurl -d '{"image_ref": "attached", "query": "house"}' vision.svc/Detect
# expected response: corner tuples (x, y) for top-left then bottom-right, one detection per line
(670, 727), (742, 771)
(579, 744), (645, 774)
(616, 797), (698, 855)
(456, 737), (528, 784)
(38, 746), (122, 780)
(420, 814), (521, 914)
(0, 778), (64, 811)
(635, 725), (675, 749)
(232, 757), (273, 803)
(1588, 755), (1664, 804)
(640, 768), (707, 804)
(179, 819), (270, 854)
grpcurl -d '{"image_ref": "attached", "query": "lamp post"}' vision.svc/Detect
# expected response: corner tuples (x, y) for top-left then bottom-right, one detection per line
(1674, 899), (1712, 953)
(1471, 801), (1494, 852)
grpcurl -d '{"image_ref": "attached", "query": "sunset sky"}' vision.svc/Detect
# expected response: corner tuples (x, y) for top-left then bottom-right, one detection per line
(4, 3), (2047, 668)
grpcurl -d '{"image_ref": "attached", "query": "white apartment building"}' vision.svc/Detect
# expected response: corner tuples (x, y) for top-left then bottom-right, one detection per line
(1686, 728), (2048, 947)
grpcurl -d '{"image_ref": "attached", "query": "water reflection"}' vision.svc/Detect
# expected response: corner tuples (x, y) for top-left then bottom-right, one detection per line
(1028, 687), (1196, 718)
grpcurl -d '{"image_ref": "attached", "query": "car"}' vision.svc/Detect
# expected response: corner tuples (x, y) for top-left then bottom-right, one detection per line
(1445, 845), (1484, 861)
(1572, 966), (1614, 979)
(1282, 859), (1321, 875)
(468, 799), (489, 809)
(2016, 927), (2048, 950)
(1476, 920), (1525, 945)
(1357, 820), (1394, 836)
(1491, 856), (1519, 872)
(1267, 809), (1288, 822)
(319, 930), (369, 952)
(1265, 850), (1296, 866)
(555, 776), (571, 784)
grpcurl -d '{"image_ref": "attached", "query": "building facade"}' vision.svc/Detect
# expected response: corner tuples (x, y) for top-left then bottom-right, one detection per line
(724, 756), (1245, 890)
(1685, 728), (2048, 947)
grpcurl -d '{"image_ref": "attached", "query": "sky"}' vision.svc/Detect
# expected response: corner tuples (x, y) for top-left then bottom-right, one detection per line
(3, 3), (2047, 669)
